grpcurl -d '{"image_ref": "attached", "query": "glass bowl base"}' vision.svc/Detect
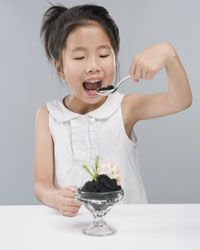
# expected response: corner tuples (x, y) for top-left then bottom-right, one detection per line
(82, 221), (116, 236)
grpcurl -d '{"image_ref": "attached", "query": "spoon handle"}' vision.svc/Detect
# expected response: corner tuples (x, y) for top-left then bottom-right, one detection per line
(115, 75), (131, 89)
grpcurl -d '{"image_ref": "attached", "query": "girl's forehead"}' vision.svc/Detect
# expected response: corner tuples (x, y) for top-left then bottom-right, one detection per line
(65, 22), (112, 51)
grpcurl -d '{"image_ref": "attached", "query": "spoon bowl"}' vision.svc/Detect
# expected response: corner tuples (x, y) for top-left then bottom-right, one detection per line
(96, 75), (131, 96)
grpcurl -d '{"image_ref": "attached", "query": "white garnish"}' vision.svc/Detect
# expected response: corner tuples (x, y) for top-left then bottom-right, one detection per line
(98, 162), (121, 185)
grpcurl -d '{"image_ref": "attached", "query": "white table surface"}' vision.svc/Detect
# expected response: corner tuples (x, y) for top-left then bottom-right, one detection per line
(0, 204), (200, 250)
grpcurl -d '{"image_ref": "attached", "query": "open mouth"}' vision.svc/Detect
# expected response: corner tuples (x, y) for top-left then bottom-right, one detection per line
(82, 80), (102, 92)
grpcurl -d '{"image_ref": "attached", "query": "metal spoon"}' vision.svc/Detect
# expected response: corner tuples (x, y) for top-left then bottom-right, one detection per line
(96, 75), (131, 96)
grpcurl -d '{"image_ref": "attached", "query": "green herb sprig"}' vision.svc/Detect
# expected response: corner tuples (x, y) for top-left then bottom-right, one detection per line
(83, 156), (99, 181)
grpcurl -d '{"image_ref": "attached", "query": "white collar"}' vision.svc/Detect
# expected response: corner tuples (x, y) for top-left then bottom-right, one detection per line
(46, 91), (124, 122)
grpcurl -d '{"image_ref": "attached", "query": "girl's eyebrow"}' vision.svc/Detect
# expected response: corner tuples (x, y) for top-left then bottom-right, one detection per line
(72, 45), (111, 52)
(72, 47), (86, 52)
(97, 45), (112, 50)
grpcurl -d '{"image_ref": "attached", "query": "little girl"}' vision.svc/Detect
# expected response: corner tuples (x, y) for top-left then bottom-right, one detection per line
(34, 4), (192, 217)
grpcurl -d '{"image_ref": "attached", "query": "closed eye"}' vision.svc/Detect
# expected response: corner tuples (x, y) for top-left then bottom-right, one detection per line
(100, 55), (109, 58)
(74, 57), (85, 60)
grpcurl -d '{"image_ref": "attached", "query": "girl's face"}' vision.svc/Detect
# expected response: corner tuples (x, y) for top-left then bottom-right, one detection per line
(59, 21), (116, 106)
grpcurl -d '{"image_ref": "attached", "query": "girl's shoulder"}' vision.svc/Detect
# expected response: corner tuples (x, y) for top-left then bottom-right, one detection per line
(35, 105), (52, 142)
(36, 105), (49, 121)
(35, 105), (50, 131)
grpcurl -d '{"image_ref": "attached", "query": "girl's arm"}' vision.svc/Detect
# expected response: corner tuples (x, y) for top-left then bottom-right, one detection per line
(34, 107), (81, 216)
(34, 106), (58, 209)
(125, 43), (192, 121)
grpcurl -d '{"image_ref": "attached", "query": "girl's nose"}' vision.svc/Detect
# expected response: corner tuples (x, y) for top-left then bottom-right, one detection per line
(86, 56), (101, 73)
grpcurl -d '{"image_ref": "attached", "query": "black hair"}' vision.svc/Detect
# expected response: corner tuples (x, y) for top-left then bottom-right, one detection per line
(40, 3), (120, 73)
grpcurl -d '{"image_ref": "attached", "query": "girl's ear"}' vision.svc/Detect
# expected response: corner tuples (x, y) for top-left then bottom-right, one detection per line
(53, 60), (65, 80)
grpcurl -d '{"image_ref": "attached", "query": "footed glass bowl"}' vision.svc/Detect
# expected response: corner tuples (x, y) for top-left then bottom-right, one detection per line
(75, 188), (124, 236)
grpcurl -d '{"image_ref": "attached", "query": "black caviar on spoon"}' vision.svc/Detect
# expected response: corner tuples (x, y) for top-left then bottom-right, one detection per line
(95, 75), (131, 96)
(97, 85), (115, 92)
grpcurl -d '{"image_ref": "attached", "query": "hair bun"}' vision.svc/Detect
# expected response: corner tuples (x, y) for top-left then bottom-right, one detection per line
(40, 4), (68, 60)
(42, 5), (67, 24)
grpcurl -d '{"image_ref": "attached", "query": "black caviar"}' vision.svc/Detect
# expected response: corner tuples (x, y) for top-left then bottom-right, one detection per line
(98, 85), (114, 91)
(81, 174), (121, 192)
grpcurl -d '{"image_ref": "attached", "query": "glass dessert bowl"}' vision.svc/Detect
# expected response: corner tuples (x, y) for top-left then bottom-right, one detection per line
(76, 156), (124, 236)
(76, 188), (124, 236)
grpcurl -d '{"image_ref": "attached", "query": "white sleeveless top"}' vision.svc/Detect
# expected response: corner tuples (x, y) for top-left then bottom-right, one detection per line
(46, 91), (148, 204)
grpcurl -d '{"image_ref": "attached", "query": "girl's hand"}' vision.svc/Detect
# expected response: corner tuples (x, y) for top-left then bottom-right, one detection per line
(55, 185), (82, 217)
(130, 42), (177, 82)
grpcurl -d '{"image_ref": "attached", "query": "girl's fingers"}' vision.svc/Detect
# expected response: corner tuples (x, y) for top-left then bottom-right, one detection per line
(63, 197), (81, 207)
(141, 68), (148, 79)
(134, 64), (142, 81)
(68, 185), (78, 192)
(61, 204), (80, 212)
(61, 188), (76, 198)
(55, 188), (82, 215)
(147, 70), (156, 80)
(59, 204), (81, 217)
(130, 60), (136, 80)
(57, 200), (81, 216)
(62, 210), (78, 217)
(131, 55), (158, 81)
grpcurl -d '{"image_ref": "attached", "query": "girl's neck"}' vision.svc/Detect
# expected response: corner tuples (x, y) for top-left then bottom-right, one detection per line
(63, 95), (108, 115)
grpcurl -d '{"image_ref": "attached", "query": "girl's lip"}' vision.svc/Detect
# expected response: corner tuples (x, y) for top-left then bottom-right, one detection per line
(83, 88), (98, 96)
(84, 76), (103, 82)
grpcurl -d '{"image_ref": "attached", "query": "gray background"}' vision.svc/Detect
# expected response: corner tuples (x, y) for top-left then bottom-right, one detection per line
(0, 0), (199, 205)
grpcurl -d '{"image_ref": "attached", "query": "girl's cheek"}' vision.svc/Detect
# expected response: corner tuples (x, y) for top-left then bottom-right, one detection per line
(105, 59), (115, 76)
(66, 61), (83, 73)
(102, 56), (115, 69)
